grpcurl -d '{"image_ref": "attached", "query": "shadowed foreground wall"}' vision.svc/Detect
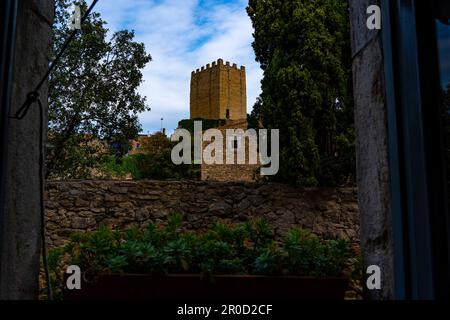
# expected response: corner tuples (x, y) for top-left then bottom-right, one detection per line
(350, 0), (394, 299)
(0, 0), (54, 300)
(45, 180), (360, 248)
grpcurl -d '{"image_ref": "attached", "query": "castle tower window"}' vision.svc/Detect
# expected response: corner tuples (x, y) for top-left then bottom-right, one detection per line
(226, 109), (230, 119)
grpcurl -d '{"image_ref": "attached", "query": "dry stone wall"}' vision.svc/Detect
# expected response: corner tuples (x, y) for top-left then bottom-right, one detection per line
(45, 180), (360, 248)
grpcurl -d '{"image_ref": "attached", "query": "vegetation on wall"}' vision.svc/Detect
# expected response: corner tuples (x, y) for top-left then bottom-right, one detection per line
(100, 152), (199, 180)
(247, 0), (355, 186)
(178, 119), (227, 134)
(48, 214), (356, 298)
(47, 0), (151, 179)
(100, 133), (199, 180)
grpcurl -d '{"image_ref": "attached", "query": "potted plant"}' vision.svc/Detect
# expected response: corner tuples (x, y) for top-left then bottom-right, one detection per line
(48, 214), (356, 300)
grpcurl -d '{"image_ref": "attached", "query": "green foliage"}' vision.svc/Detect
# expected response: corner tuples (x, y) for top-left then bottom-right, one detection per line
(254, 246), (282, 275)
(100, 133), (199, 180)
(247, 98), (263, 129)
(247, 0), (355, 186)
(47, 0), (152, 179)
(283, 228), (350, 277)
(100, 149), (199, 180)
(49, 215), (356, 296)
(100, 154), (141, 179)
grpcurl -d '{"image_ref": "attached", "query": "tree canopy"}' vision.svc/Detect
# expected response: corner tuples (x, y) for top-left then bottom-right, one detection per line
(247, 0), (355, 186)
(47, 0), (152, 179)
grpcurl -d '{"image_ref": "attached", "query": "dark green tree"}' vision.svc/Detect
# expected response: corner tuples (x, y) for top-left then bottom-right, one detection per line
(247, 0), (354, 186)
(47, 0), (152, 179)
(247, 97), (263, 129)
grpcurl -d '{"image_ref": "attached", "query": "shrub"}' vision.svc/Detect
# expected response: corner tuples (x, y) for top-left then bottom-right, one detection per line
(100, 152), (199, 180)
(49, 215), (356, 297)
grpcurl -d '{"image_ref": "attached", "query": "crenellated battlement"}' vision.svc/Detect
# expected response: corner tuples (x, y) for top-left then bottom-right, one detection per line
(190, 59), (247, 121)
(192, 59), (245, 75)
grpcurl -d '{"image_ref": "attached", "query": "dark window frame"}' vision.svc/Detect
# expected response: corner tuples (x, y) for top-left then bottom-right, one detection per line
(0, 0), (18, 285)
(382, 0), (450, 299)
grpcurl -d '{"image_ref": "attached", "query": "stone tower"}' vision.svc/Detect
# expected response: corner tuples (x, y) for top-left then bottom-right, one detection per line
(190, 59), (247, 120)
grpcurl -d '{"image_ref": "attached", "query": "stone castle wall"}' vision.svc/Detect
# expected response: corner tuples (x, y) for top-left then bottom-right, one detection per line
(201, 119), (259, 182)
(44, 180), (360, 248)
(190, 59), (247, 120)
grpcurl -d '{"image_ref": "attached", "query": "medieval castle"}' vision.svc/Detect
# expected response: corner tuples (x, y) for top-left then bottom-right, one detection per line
(190, 59), (258, 182)
(190, 58), (247, 121)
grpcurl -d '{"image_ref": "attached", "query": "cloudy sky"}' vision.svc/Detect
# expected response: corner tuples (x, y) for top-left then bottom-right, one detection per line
(93, 0), (263, 134)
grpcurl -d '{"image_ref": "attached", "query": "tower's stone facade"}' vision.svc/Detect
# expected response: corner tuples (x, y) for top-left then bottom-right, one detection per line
(190, 59), (247, 120)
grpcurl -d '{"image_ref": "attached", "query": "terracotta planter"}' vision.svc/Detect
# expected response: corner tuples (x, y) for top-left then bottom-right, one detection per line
(64, 274), (348, 300)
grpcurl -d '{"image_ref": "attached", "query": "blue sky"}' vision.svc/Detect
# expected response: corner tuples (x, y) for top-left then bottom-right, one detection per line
(93, 0), (263, 134)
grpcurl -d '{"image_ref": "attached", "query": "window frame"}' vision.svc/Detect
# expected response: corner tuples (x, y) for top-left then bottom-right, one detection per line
(0, 0), (18, 284)
(382, 0), (450, 299)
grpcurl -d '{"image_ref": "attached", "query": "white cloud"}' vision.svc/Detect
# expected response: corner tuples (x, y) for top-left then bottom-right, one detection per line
(94, 0), (262, 134)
